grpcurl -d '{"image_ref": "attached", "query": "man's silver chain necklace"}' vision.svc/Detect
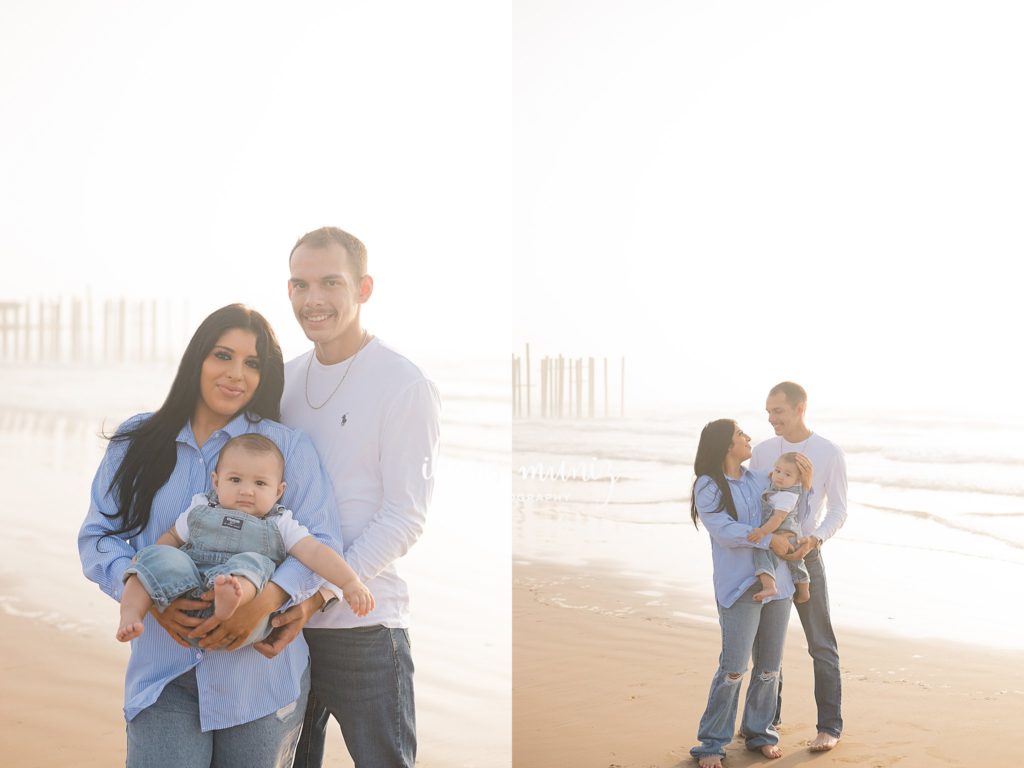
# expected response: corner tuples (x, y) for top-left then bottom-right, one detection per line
(304, 329), (369, 410)
(781, 432), (814, 454)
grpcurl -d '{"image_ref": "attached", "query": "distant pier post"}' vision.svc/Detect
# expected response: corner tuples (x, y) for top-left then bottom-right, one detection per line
(525, 344), (531, 418)
(588, 357), (595, 418)
(621, 356), (625, 417)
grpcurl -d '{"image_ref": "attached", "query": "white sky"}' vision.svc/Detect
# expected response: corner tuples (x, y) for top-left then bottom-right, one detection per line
(0, 1), (510, 363)
(3, 2), (1022, 415)
(513, 1), (1024, 416)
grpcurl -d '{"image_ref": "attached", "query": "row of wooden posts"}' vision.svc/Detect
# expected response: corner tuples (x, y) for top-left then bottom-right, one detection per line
(0, 296), (190, 364)
(512, 344), (625, 419)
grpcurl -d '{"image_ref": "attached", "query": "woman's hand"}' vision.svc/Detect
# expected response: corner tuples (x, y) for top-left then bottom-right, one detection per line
(253, 592), (325, 660)
(190, 583), (286, 651)
(768, 533), (794, 557)
(795, 453), (814, 491)
(149, 596), (210, 648)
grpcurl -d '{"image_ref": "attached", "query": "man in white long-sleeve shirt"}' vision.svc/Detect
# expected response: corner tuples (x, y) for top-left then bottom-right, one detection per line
(258, 226), (440, 768)
(750, 381), (846, 754)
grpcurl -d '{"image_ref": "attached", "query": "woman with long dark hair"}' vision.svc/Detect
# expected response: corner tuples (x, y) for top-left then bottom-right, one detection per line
(79, 304), (343, 768)
(688, 419), (812, 767)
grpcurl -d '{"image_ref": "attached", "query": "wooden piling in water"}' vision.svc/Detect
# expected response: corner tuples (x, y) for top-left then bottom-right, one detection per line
(588, 357), (595, 419)
(568, 358), (573, 417)
(621, 356), (625, 418)
(525, 344), (531, 418)
(118, 298), (126, 363)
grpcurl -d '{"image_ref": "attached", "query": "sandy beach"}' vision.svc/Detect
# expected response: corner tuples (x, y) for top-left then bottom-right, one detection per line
(513, 559), (1023, 767)
(0, 360), (510, 767)
(512, 411), (1024, 767)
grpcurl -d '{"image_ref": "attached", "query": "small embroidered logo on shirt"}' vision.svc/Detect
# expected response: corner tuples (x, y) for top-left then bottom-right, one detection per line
(221, 517), (244, 530)
(341, 413), (349, 427)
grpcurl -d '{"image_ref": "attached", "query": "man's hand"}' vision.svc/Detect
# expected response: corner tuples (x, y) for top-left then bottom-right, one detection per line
(768, 533), (795, 557)
(190, 583), (288, 652)
(149, 596), (210, 648)
(794, 454), (814, 491)
(781, 535), (819, 561)
(253, 592), (325, 660)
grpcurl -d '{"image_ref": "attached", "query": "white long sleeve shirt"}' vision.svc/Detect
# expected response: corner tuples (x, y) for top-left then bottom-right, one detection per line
(281, 337), (441, 628)
(750, 432), (848, 544)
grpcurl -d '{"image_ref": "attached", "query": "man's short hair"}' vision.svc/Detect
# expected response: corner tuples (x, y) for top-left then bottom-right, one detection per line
(769, 381), (807, 407)
(288, 226), (368, 279)
(216, 433), (285, 478)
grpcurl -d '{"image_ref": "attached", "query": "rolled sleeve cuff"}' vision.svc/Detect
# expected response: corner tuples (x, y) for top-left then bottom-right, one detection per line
(318, 585), (341, 609)
(107, 558), (132, 602)
(270, 568), (324, 610)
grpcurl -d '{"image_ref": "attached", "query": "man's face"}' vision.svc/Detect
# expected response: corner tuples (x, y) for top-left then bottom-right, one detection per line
(765, 392), (803, 436)
(288, 242), (366, 345)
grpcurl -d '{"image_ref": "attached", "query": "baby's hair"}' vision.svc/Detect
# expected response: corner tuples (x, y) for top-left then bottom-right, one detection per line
(216, 434), (285, 479)
(777, 452), (802, 480)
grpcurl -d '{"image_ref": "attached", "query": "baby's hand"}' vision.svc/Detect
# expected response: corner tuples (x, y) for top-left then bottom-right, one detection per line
(341, 580), (375, 617)
(746, 528), (764, 543)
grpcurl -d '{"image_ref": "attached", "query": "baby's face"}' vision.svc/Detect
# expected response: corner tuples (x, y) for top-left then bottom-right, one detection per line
(212, 451), (285, 517)
(771, 460), (800, 490)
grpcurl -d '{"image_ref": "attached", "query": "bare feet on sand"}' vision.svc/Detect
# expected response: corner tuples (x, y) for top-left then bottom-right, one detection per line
(753, 584), (777, 601)
(116, 616), (145, 642)
(760, 745), (783, 758)
(794, 583), (811, 603)
(809, 732), (840, 751)
(214, 574), (244, 620)
(697, 756), (721, 768)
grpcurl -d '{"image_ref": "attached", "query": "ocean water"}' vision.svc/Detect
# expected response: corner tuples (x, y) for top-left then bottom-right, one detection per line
(512, 407), (1024, 649)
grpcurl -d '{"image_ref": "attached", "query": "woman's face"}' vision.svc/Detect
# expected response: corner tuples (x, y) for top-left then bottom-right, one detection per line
(195, 328), (262, 423)
(726, 423), (752, 463)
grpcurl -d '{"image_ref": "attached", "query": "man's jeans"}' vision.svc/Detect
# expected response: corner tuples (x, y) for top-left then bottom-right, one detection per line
(126, 663), (309, 768)
(775, 547), (843, 738)
(294, 626), (416, 768)
(690, 584), (791, 760)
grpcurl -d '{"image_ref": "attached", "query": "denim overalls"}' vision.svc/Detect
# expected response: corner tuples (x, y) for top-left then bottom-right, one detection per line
(123, 492), (290, 649)
(752, 482), (810, 585)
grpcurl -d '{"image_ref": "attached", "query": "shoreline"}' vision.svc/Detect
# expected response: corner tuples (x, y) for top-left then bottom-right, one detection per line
(512, 558), (1023, 767)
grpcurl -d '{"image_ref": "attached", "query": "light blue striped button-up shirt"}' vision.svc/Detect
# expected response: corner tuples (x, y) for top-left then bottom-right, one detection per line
(78, 411), (344, 731)
(694, 467), (797, 608)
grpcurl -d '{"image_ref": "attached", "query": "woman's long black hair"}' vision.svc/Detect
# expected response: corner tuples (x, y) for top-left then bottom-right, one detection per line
(100, 304), (284, 542)
(689, 418), (739, 527)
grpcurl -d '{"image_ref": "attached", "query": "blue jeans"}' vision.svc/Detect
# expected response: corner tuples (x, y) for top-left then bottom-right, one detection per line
(691, 584), (791, 760)
(753, 533), (810, 584)
(293, 626), (416, 768)
(126, 663), (310, 768)
(124, 545), (277, 648)
(775, 547), (842, 737)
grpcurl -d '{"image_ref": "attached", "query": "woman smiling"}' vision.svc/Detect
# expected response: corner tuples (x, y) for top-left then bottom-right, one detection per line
(79, 304), (343, 768)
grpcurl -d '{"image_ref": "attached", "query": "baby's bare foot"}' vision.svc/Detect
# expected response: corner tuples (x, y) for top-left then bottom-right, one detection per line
(809, 732), (840, 751)
(116, 616), (145, 642)
(753, 585), (777, 601)
(214, 574), (244, 620)
(795, 583), (811, 603)
(760, 744), (783, 758)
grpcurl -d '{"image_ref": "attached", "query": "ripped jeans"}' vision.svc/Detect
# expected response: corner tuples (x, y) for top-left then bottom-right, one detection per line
(691, 583), (792, 759)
